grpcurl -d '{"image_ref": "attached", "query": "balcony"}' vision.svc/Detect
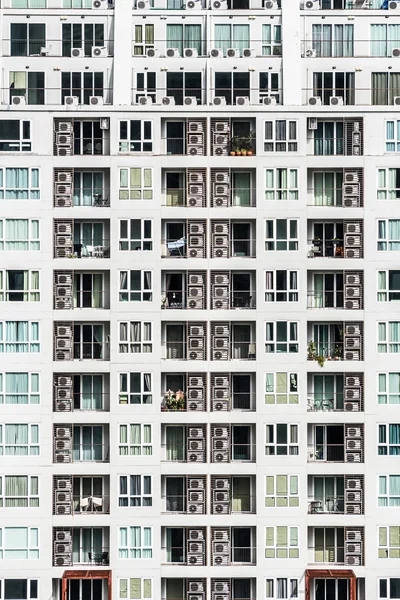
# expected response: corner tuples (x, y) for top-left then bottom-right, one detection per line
(4, 38), (114, 58)
(53, 527), (109, 568)
(307, 373), (363, 413)
(307, 321), (363, 364)
(307, 393), (345, 412)
(211, 271), (257, 310)
(211, 118), (256, 157)
(162, 578), (256, 600)
(308, 496), (345, 514)
(53, 322), (110, 362)
(307, 220), (363, 259)
(53, 475), (110, 515)
(307, 424), (364, 463)
(53, 373), (110, 412)
(54, 271), (110, 311)
(162, 119), (206, 156)
(54, 118), (110, 156)
(53, 424), (110, 464)
(53, 219), (111, 259)
(54, 168), (110, 208)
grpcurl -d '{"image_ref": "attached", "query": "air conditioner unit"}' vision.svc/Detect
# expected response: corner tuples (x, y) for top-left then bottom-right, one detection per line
(189, 248), (203, 258)
(189, 582), (204, 593)
(213, 96), (227, 106)
(56, 490), (72, 504)
(345, 350), (360, 361)
(213, 349), (229, 360)
(57, 274), (72, 286)
(309, 96), (321, 106)
(303, 0), (320, 7)
(188, 299), (203, 310)
(345, 401), (360, 412)
(55, 450), (71, 461)
(188, 503), (204, 514)
(188, 490), (204, 503)
(345, 247), (361, 259)
(346, 439), (362, 451)
(345, 286), (361, 299)
(56, 530), (72, 542)
(89, 96), (104, 106)
(214, 338), (229, 350)
(188, 197), (203, 207)
(188, 439), (204, 451)
(347, 426), (362, 438)
(55, 296), (72, 308)
(137, 96), (153, 107)
(213, 450), (229, 462)
(345, 324), (361, 336)
(188, 529), (205, 541)
(55, 543), (72, 555)
(189, 287), (203, 299)
(213, 399), (229, 411)
(213, 148), (229, 159)
(213, 387), (229, 399)
(56, 338), (72, 351)
(184, 48), (199, 58)
(71, 47), (84, 58)
(189, 325), (205, 337)
(57, 375), (72, 386)
(55, 439), (72, 452)
(345, 376), (361, 389)
(346, 504), (361, 515)
(394, 96), (400, 106)
(303, 49), (316, 58)
(188, 399), (204, 410)
(346, 542), (362, 554)
(214, 274), (229, 286)
(214, 325), (229, 337)
(213, 426), (229, 438)
(211, 0), (227, 7)
(346, 490), (362, 503)
(57, 122), (73, 133)
(390, 1), (400, 9)
(166, 48), (180, 58)
(188, 451), (204, 462)
(330, 96), (344, 106)
(346, 530), (362, 542)
(56, 399), (71, 412)
(215, 121), (229, 133)
(162, 96), (175, 106)
(346, 452), (361, 463)
(344, 185), (359, 196)
(92, 46), (108, 58)
(136, 0), (150, 7)
(186, 0), (201, 7)
(11, 96), (26, 106)
(54, 555), (72, 567)
(210, 48), (223, 58)
(394, 49), (400, 59)
(55, 427), (71, 439)
(188, 374), (205, 387)
(213, 554), (229, 566)
(188, 554), (205, 566)
(213, 490), (229, 503)
(347, 478), (362, 489)
(93, 0), (107, 6)
(345, 299), (360, 310)
(213, 439), (229, 452)
(214, 478), (230, 490)
(56, 387), (72, 400)
(188, 427), (204, 438)
(55, 503), (71, 515)
(65, 96), (78, 107)
(189, 172), (204, 185)
(236, 96), (249, 106)
(189, 122), (204, 134)
(262, 96), (277, 106)
(344, 197), (359, 208)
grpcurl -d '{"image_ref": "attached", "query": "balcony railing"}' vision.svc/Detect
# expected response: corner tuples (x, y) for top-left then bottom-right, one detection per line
(162, 547), (256, 565)
(73, 547), (110, 566)
(308, 546), (345, 565)
(230, 443), (256, 462)
(231, 239), (256, 258)
(161, 444), (195, 462)
(161, 239), (187, 258)
(231, 392), (256, 411)
(164, 188), (186, 207)
(307, 393), (344, 412)
(72, 240), (110, 258)
(72, 290), (110, 310)
(230, 291), (256, 309)
(72, 189), (110, 208)
(307, 342), (344, 361)
(163, 494), (187, 513)
(72, 495), (110, 514)
(73, 342), (108, 360)
(230, 342), (256, 360)
(307, 188), (344, 206)
(70, 444), (110, 463)
(6, 88), (114, 106)
(54, 392), (110, 412)
(4, 39), (114, 57)
(307, 291), (344, 309)
(308, 239), (344, 258)
(161, 290), (187, 309)
(308, 496), (345, 514)
(308, 444), (345, 462)
(163, 342), (189, 360)
(230, 189), (256, 207)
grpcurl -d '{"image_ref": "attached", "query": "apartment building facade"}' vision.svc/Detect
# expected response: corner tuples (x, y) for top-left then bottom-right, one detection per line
(1, 0), (400, 599)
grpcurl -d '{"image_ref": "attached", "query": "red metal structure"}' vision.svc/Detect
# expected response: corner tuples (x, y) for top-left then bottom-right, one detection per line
(61, 570), (112, 600)
(305, 569), (356, 600)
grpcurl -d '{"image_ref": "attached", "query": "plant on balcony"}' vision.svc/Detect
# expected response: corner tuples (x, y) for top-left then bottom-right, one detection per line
(244, 130), (256, 156)
(307, 340), (325, 368)
(164, 389), (186, 411)
(161, 296), (167, 309)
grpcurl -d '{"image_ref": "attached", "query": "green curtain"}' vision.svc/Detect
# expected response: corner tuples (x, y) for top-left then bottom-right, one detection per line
(185, 25), (201, 54)
(215, 24), (231, 56)
(167, 25), (183, 56)
(232, 477), (250, 512)
(166, 427), (184, 460)
(232, 172), (250, 206)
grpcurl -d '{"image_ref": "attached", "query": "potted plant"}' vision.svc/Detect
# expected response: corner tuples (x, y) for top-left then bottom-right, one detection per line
(161, 296), (167, 309)
(307, 340), (325, 367)
(230, 137), (239, 156)
(246, 130), (256, 156)
(164, 389), (186, 411)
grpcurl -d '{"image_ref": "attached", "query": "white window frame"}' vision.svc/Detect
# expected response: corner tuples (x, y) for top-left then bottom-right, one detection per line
(0, 424), (39, 456)
(0, 475), (39, 508)
(265, 219), (299, 251)
(378, 373), (400, 404)
(312, 23), (354, 58)
(265, 270), (299, 302)
(119, 372), (153, 405)
(119, 219), (153, 251)
(0, 578), (39, 599)
(379, 578), (400, 599)
(378, 324), (400, 354)
(118, 474), (152, 507)
(265, 321), (299, 353)
(377, 168), (400, 200)
(378, 270), (400, 302)
(133, 23), (155, 56)
(118, 168), (153, 201)
(119, 321), (153, 353)
(379, 526), (400, 559)
(265, 525), (299, 559)
(0, 120), (31, 152)
(386, 120), (400, 152)
(0, 219), (40, 251)
(378, 219), (400, 251)
(378, 424), (400, 456)
(261, 24), (282, 56)
(0, 168), (39, 200)
(378, 474), (400, 507)
(265, 423), (299, 456)
(265, 578), (299, 599)
(0, 321), (40, 353)
(265, 475), (299, 508)
(118, 526), (153, 559)
(118, 578), (153, 600)
(0, 372), (40, 405)
(0, 527), (39, 559)
(265, 372), (299, 405)
(265, 168), (299, 200)
(119, 423), (153, 456)
(0, 270), (39, 302)
(119, 120), (153, 153)
(264, 120), (297, 152)
(119, 271), (153, 302)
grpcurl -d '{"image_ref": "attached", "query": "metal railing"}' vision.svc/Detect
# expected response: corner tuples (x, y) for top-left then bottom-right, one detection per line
(307, 393), (345, 412)
(230, 443), (256, 461)
(71, 189), (110, 208)
(73, 547), (110, 566)
(71, 240), (110, 259)
(230, 546), (256, 564)
(73, 342), (108, 360)
(231, 239), (256, 258)
(311, 140), (347, 157)
(307, 342), (344, 361)
(308, 239), (345, 258)
(163, 342), (189, 360)
(308, 444), (345, 462)
(72, 495), (110, 514)
(164, 188), (187, 207)
(70, 444), (110, 463)
(302, 39), (400, 59)
(163, 494), (187, 513)
(308, 496), (345, 514)
(72, 290), (110, 309)
(4, 88), (114, 106)
(307, 188), (345, 206)
(231, 392), (256, 411)
(162, 546), (256, 565)
(4, 39), (114, 57)
(230, 342), (256, 360)
(309, 546), (345, 565)
(71, 392), (110, 412)
(230, 291), (256, 309)
(230, 189), (257, 207)
(307, 291), (344, 309)
(161, 290), (187, 309)
(229, 494), (256, 513)
(161, 239), (187, 258)
(161, 444), (191, 462)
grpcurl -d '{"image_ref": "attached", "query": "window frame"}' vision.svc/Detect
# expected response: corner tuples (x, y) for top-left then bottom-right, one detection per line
(378, 219), (400, 251)
(265, 475), (299, 508)
(378, 474), (400, 507)
(119, 120), (153, 153)
(265, 578), (299, 599)
(265, 219), (299, 251)
(265, 169), (299, 201)
(118, 475), (153, 507)
(378, 373), (400, 404)
(265, 270), (299, 302)
(265, 321), (299, 353)
(265, 423), (299, 456)
(0, 475), (39, 508)
(119, 219), (153, 251)
(118, 577), (153, 600)
(265, 372), (299, 405)
(0, 372), (40, 405)
(118, 168), (153, 201)
(118, 526), (153, 559)
(378, 424), (400, 456)
(0, 322), (40, 353)
(379, 578), (400, 599)
(119, 270), (153, 302)
(0, 219), (40, 251)
(264, 120), (297, 153)
(119, 423), (153, 456)
(0, 270), (39, 302)
(61, 71), (104, 105)
(265, 525), (299, 559)
(0, 168), (39, 200)
(118, 321), (153, 353)
(119, 372), (153, 405)
(386, 120), (400, 152)
(379, 526), (400, 559)
(0, 424), (39, 456)
(0, 527), (39, 559)
(377, 270), (400, 302)
(0, 120), (31, 152)
(377, 168), (400, 200)
(261, 24), (282, 56)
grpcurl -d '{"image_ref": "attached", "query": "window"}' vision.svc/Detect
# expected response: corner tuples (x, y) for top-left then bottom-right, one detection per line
(119, 322), (152, 353)
(0, 221), (39, 250)
(265, 373), (299, 405)
(265, 424), (299, 456)
(265, 220), (299, 251)
(0, 373), (39, 405)
(119, 475), (152, 507)
(312, 24), (354, 57)
(379, 526), (400, 558)
(214, 24), (249, 57)
(118, 526), (152, 558)
(0, 475), (39, 507)
(262, 24), (282, 56)
(378, 326), (400, 354)
(135, 72), (156, 104)
(372, 73), (400, 105)
(265, 322), (299, 353)
(386, 120), (400, 152)
(133, 24), (155, 55)
(0, 424), (39, 456)
(379, 475), (400, 506)
(0, 322), (40, 353)
(265, 475), (299, 507)
(61, 72), (104, 105)
(62, 23), (104, 57)
(259, 72), (280, 103)
(119, 373), (153, 404)
(215, 72), (250, 105)
(10, 24), (45, 57)
(167, 72), (202, 106)
(167, 24), (201, 56)
(378, 374), (400, 404)
(378, 220), (400, 250)
(265, 169), (298, 200)
(378, 270), (400, 302)
(0, 528), (39, 559)
(119, 424), (152, 456)
(379, 578), (400, 599)
(0, 169), (39, 201)
(378, 425), (400, 456)
(265, 526), (299, 559)
(377, 168), (400, 199)
(119, 219), (153, 251)
(119, 121), (153, 152)
(0, 271), (39, 302)
(73, 120), (103, 155)
(265, 579), (298, 599)
(118, 169), (153, 200)
(371, 25), (400, 58)
(0, 579), (38, 599)
(119, 271), (153, 302)
(264, 120), (297, 152)
(265, 271), (298, 302)
(0, 120), (31, 152)
(63, 0), (95, 6)
(312, 172), (343, 206)
(9, 72), (44, 105)
(119, 578), (152, 600)
(314, 121), (344, 156)
(313, 72), (355, 105)
(13, 0), (46, 5)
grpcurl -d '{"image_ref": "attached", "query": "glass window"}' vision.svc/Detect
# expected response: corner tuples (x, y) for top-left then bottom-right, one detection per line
(379, 526), (400, 559)
(0, 424), (39, 456)
(61, 71), (104, 105)
(0, 219), (40, 251)
(313, 71), (355, 106)
(119, 271), (153, 302)
(119, 475), (152, 507)
(119, 373), (153, 405)
(265, 220), (299, 251)
(312, 24), (354, 57)
(386, 120), (400, 152)
(0, 373), (40, 405)
(119, 322), (153, 353)
(0, 270), (39, 302)
(119, 424), (153, 456)
(377, 168), (400, 200)
(0, 321), (40, 353)
(0, 527), (39, 559)
(378, 270), (400, 301)
(262, 25), (282, 56)
(265, 526), (299, 559)
(378, 475), (400, 507)
(119, 219), (153, 251)
(0, 475), (39, 507)
(265, 475), (299, 508)
(265, 270), (298, 302)
(265, 424), (299, 455)
(379, 578), (400, 599)
(378, 326), (400, 354)
(378, 424), (400, 456)
(264, 120), (297, 152)
(118, 526), (152, 559)
(0, 170), (40, 201)
(372, 73), (400, 106)
(378, 220), (400, 250)
(119, 169), (153, 201)
(265, 322), (299, 353)
(265, 372), (299, 405)
(265, 169), (298, 200)
(119, 121), (153, 152)
(119, 578), (153, 600)
(0, 121), (31, 152)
